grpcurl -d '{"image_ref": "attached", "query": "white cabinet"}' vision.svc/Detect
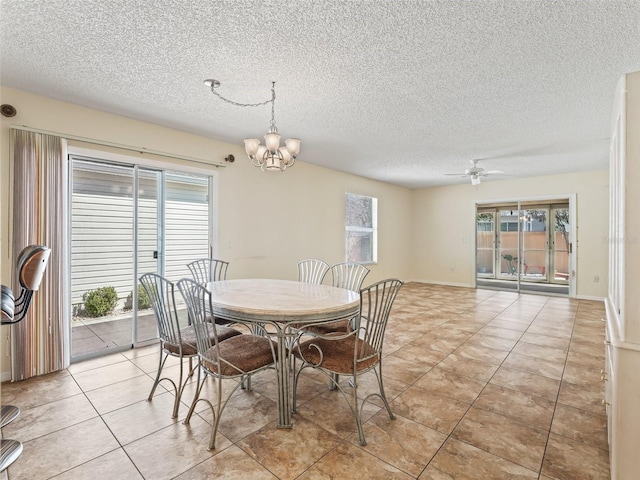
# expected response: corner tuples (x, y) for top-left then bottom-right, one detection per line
(605, 70), (640, 480)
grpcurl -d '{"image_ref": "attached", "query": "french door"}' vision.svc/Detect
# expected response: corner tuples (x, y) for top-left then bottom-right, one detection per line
(476, 200), (571, 292)
(70, 156), (212, 361)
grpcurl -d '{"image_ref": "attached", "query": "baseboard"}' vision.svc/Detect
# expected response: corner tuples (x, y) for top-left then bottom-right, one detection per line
(1, 370), (11, 382)
(407, 279), (475, 288)
(575, 294), (606, 302)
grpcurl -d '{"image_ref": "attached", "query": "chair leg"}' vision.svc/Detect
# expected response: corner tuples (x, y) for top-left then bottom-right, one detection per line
(184, 365), (205, 425)
(329, 373), (339, 390)
(352, 377), (366, 446)
(148, 345), (169, 402)
(172, 355), (198, 419)
(375, 367), (396, 420)
(240, 374), (252, 391)
(208, 377), (224, 450)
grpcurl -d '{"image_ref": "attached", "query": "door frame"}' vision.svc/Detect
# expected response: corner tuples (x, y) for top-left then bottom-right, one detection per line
(68, 145), (219, 362)
(473, 194), (576, 297)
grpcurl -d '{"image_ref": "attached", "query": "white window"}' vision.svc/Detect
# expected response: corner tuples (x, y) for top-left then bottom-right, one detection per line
(345, 193), (377, 264)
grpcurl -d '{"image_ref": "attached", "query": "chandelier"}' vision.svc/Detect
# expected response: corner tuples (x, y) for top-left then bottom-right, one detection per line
(204, 79), (301, 171)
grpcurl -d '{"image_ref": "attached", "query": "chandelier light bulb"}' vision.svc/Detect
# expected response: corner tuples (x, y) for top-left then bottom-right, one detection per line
(244, 138), (260, 156)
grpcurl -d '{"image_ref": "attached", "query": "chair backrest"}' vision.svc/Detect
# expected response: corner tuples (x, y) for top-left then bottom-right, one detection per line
(139, 273), (183, 350)
(17, 245), (51, 291)
(355, 278), (403, 363)
(176, 278), (220, 360)
(330, 262), (370, 292)
(187, 259), (229, 284)
(1, 245), (51, 325)
(297, 259), (329, 284)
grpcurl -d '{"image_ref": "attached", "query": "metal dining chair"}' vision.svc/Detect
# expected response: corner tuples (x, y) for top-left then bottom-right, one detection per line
(303, 261), (370, 336)
(187, 258), (229, 284)
(297, 259), (330, 284)
(1, 244), (51, 473)
(140, 273), (242, 419)
(330, 261), (370, 292)
(291, 278), (403, 446)
(177, 278), (277, 450)
(187, 258), (231, 325)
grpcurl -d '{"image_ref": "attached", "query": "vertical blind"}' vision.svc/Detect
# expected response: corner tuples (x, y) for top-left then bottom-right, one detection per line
(10, 129), (69, 380)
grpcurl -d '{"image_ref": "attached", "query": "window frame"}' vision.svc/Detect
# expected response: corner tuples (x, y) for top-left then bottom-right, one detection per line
(344, 192), (378, 265)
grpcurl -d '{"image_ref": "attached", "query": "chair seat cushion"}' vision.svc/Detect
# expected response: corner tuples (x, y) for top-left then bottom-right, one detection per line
(293, 336), (378, 374)
(299, 319), (350, 335)
(163, 324), (241, 356)
(201, 334), (276, 376)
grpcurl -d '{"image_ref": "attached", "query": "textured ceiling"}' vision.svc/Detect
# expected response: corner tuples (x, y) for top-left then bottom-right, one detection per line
(2, 0), (640, 188)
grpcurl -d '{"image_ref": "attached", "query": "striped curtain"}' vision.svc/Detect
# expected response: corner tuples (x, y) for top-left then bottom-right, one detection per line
(10, 129), (70, 380)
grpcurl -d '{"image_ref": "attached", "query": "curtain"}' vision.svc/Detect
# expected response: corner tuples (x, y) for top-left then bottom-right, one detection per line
(10, 129), (69, 380)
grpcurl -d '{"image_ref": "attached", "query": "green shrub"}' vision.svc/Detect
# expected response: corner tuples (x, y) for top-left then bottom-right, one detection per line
(82, 286), (118, 317)
(123, 284), (151, 311)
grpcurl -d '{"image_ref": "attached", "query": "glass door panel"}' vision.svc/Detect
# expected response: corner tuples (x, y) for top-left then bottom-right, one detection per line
(165, 173), (211, 323)
(165, 173), (210, 279)
(520, 208), (549, 282)
(498, 209), (519, 279)
(71, 159), (135, 360)
(551, 206), (570, 283)
(476, 212), (495, 277)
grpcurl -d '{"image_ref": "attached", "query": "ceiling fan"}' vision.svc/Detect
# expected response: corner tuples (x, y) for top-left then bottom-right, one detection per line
(444, 159), (504, 185)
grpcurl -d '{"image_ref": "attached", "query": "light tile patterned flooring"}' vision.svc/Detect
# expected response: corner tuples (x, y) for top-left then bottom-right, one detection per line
(1, 282), (609, 479)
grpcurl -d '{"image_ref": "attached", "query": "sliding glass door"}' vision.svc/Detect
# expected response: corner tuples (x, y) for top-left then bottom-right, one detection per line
(476, 200), (571, 293)
(70, 156), (212, 361)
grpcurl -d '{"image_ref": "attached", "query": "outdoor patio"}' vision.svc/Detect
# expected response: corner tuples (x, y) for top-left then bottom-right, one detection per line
(72, 312), (158, 358)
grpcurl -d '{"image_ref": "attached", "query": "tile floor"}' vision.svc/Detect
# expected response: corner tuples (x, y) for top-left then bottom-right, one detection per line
(1, 282), (610, 479)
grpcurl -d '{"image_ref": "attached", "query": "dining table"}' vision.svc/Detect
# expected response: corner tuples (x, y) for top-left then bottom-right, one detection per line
(205, 278), (360, 428)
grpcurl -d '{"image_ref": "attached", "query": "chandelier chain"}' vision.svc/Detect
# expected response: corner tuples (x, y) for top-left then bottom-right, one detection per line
(208, 82), (275, 110)
(270, 83), (276, 129)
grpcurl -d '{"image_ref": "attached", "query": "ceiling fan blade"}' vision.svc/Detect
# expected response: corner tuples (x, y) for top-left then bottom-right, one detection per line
(485, 170), (504, 174)
(444, 173), (467, 176)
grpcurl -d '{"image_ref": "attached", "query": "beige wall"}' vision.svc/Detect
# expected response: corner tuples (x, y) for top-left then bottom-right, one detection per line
(0, 86), (413, 376)
(0, 85), (610, 379)
(411, 170), (609, 298)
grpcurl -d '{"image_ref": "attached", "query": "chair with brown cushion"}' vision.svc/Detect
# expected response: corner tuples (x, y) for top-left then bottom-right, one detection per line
(187, 258), (229, 284)
(309, 262), (369, 334)
(140, 273), (241, 419)
(296, 261), (370, 390)
(1, 244), (51, 473)
(177, 278), (277, 450)
(291, 278), (403, 446)
(304, 261), (370, 337)
(297, 258), (330, 284)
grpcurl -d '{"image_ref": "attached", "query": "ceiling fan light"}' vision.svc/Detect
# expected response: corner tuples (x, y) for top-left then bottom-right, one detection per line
(471, 176), (481, 186)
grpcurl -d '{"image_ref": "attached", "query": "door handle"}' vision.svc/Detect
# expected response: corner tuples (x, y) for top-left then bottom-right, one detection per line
(153, 251), (158, 259)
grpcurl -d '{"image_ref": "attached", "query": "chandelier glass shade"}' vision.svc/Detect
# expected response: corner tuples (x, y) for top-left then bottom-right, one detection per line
(205, 79), (301, 172)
